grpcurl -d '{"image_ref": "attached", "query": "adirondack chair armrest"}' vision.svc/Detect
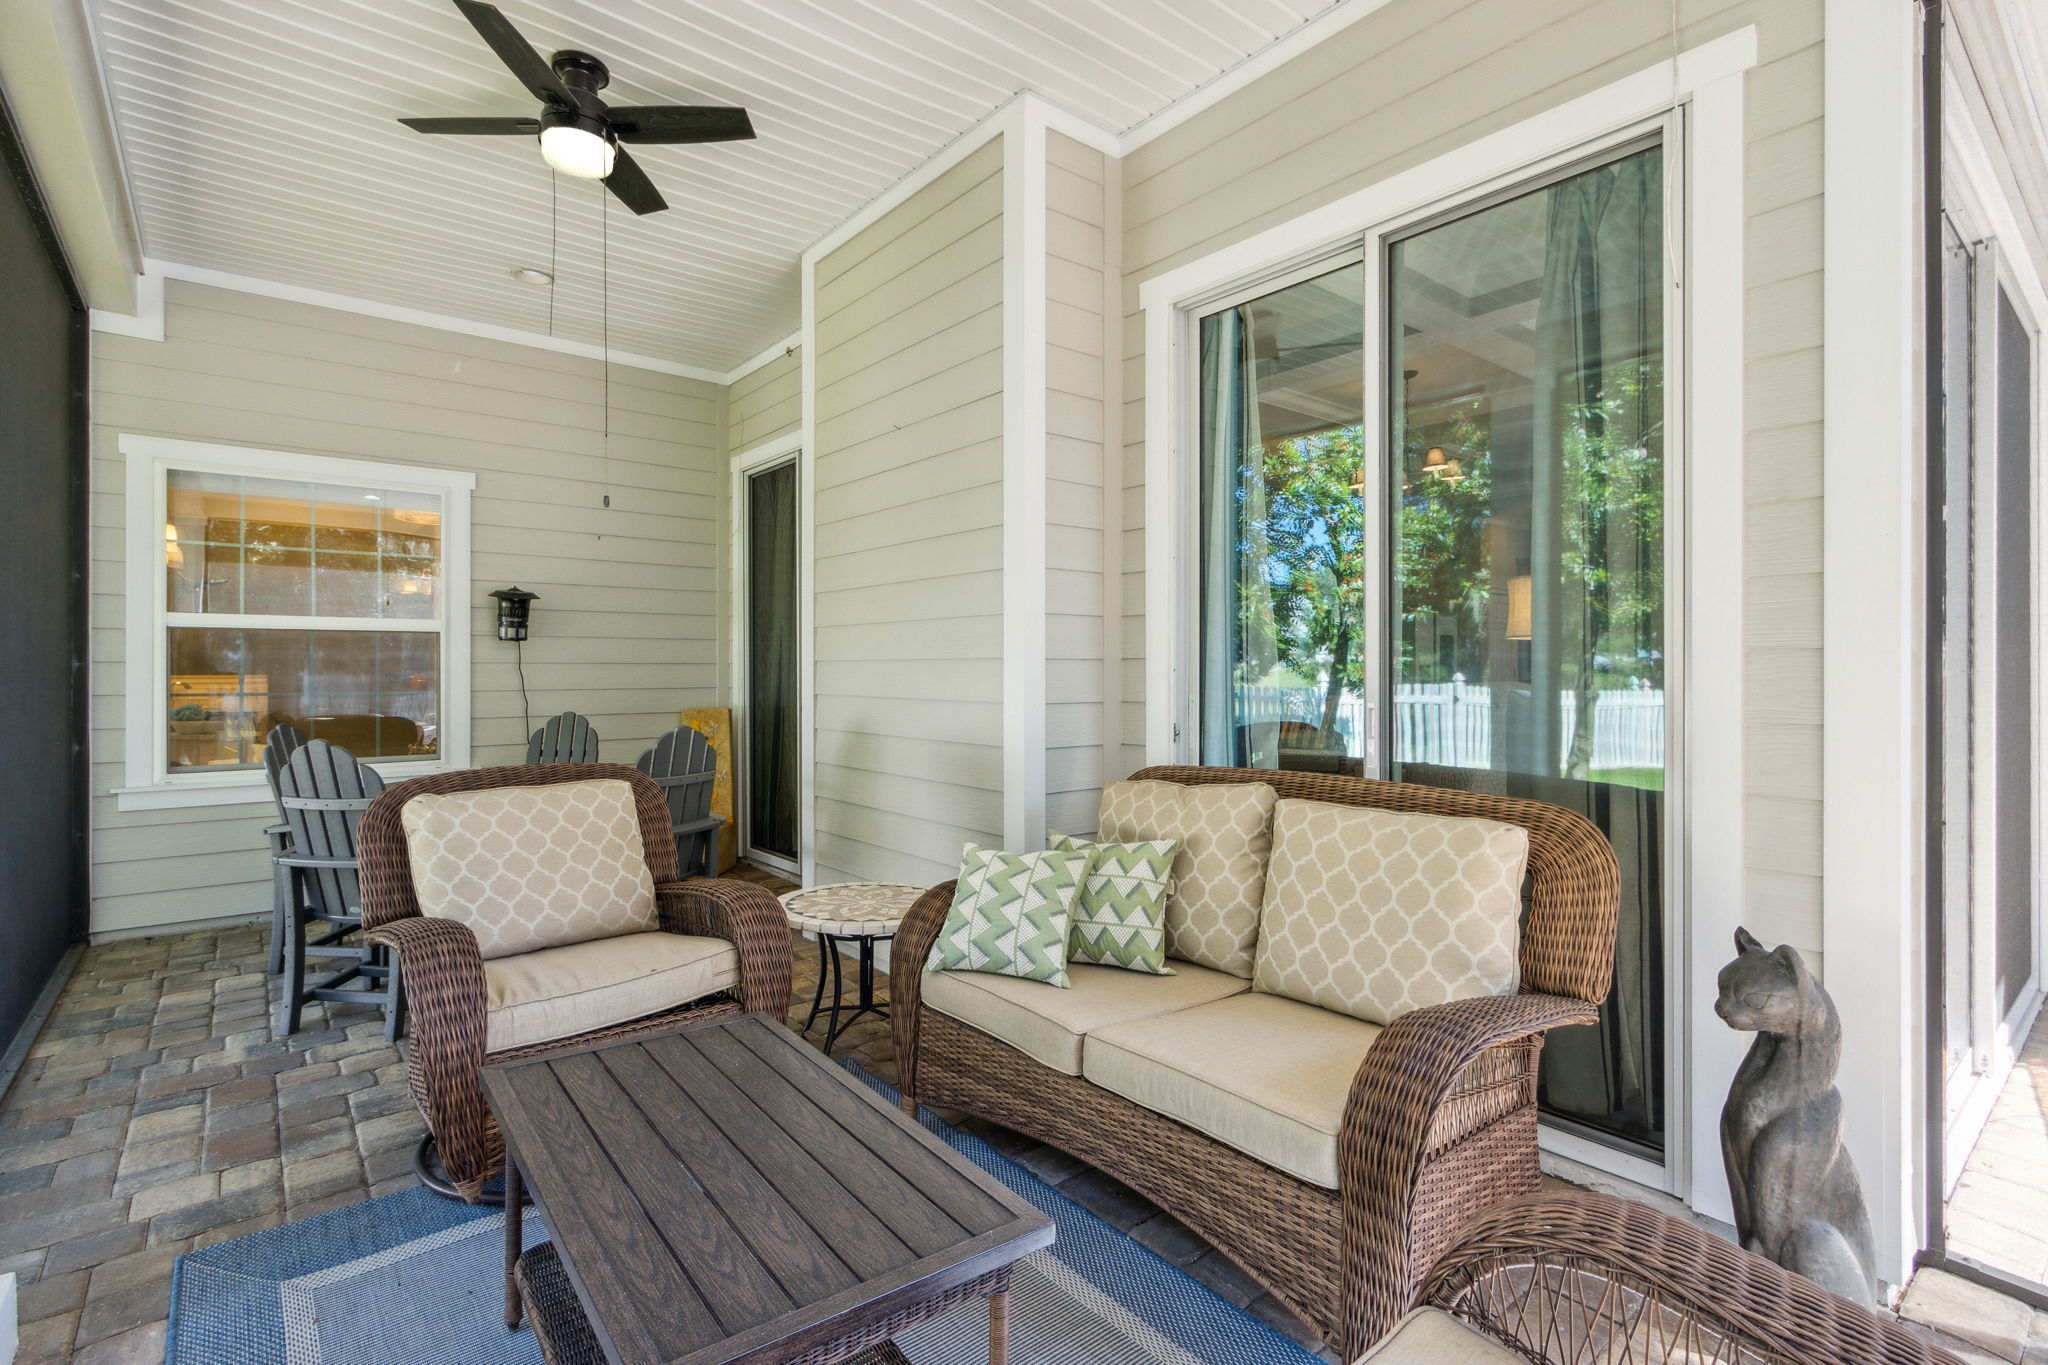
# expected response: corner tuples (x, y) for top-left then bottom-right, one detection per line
(670, 815), (723, 835)
(274, 854), (362, 869)
(655, 879), (793, 1024)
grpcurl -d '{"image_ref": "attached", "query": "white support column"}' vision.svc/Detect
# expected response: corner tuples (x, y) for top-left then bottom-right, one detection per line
(1003, 104), (1050, 852)
(1821, 0), (1928, 1286)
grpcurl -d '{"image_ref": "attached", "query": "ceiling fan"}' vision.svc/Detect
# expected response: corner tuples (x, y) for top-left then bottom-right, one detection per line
(399, 0), (755, 215)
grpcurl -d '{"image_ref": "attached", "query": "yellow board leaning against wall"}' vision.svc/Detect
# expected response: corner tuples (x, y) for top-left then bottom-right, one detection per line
(679, 707), (737, 873)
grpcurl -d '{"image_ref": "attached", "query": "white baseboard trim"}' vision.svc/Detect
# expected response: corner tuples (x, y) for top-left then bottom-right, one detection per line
(89, 912), (265, 946)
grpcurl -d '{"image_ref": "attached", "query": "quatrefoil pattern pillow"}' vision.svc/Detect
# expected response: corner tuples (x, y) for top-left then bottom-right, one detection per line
(401, 778), (658, 960)
(1252, 797), (1529, 1025)
(1096, 779), (1277, 978)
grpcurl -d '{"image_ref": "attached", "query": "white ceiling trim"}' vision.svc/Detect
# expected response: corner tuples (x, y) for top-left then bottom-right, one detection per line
(0, 0), (144, 310)
(1116, 0), (1397, 153)
(129, 257), (726, 383)
(723, 331), (803, 385)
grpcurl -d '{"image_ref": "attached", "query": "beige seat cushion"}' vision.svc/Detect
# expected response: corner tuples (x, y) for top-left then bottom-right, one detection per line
(402, 778), (657, 959)
(920, 961), (1250, 1075)
(1082, 992), (1382, 1188)
(1254, 797), (1528, 1026)
(1354, 1308), (1525, 1364)
(483, 931), (737, 1054)
(1097, 779), (1278, 978)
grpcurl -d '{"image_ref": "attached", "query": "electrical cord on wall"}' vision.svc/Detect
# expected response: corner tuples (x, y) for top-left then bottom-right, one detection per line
(515, 637), (532, 738)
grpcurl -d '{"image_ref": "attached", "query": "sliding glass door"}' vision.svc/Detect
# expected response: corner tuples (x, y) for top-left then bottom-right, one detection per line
(1197, 141), (1669, 1156)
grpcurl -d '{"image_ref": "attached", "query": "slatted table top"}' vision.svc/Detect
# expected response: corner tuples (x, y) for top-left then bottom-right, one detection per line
(481, 1013), (1052, 1365)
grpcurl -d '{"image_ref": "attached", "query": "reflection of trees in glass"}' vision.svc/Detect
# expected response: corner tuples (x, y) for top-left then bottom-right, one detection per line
(1397, 400), (1495, 681)
(1232, 426), (1362, 738)
(1237, 360), (1662, 781)
(1557, 358), (1663, 778)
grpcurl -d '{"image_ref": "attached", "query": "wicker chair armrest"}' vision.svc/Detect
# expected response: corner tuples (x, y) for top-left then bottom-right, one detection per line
(655, 879), (794, 1025)
(363, 915), (490, 1183)
(1339, 992), (1598, 1347)
(1419, 1190), (1962, 1365)
(888, 880), (957, 1103)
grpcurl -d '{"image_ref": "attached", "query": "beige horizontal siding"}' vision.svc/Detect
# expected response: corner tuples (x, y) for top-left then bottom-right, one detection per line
(811, 138), (1006, 886)
(726, 348), (802, 453)
(1116, 0), (1826, 958)
(89, 279), (723, 937)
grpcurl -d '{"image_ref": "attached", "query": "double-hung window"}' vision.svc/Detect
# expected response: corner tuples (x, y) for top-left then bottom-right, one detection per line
(120, 437), (473, 808)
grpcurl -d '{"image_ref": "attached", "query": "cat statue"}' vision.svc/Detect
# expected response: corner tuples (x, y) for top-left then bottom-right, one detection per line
(1716, 927), (1879, 1308)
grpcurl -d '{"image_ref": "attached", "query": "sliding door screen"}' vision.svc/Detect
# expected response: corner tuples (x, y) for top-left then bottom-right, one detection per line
(1197, 142), (1669, 1155)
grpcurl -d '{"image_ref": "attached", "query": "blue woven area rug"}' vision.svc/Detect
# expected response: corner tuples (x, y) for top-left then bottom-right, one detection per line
(166, 1061), (1318, 1365)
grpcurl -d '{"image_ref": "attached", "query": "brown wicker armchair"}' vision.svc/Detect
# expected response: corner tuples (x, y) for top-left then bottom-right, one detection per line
(1389, 1190), (1962, 1365)
(891, 765), (1621, 1360)
(357, 763), (793, 1202)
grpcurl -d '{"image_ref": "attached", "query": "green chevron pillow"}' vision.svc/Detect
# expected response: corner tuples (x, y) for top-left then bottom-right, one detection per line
(1052, 833), (1180, 975)
(926, 843), (1089, 988)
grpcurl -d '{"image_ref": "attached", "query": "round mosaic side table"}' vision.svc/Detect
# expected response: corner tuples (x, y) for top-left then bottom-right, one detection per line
(779, 883), (926, 1052)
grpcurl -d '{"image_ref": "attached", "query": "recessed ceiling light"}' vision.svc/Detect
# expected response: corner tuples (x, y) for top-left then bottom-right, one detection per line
(364, 494), (381, 501)
(510, 266), (554, 285)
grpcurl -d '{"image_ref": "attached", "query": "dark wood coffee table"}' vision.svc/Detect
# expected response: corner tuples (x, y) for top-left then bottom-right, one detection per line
(481, 1011), (1053, 1365)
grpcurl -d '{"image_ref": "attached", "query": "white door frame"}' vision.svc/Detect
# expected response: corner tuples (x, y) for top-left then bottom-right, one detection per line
(1935, 95), (2048, 1191)
(1137, 30), (1755, 1205)
(730, 432), (805, 878)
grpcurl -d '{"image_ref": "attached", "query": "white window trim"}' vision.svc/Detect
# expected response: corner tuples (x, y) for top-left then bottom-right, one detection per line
(728, 431), (805, 878)
(1136, 28), (1755, 1210)
(116, 435), (475, 812)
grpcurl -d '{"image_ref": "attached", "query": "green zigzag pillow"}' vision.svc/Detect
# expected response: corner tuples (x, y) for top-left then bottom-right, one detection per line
(1051, 832), (1180, 976)
(926, 843), (1088, 988)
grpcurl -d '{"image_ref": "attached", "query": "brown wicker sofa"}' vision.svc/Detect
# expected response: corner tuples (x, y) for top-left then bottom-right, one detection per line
(357, 762), (792, 1202)
(1384, 1190), (1962, 1365)
(892, 765), (1620, 1360)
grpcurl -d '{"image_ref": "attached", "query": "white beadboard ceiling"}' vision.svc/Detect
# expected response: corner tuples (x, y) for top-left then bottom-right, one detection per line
(86, 0), (1341, 374)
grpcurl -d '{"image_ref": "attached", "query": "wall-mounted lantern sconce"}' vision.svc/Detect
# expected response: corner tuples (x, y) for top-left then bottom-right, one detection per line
(488, 586), (539, 641)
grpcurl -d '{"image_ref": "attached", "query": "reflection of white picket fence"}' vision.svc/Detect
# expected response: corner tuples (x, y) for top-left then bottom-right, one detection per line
(1239, 681), (1665, 772)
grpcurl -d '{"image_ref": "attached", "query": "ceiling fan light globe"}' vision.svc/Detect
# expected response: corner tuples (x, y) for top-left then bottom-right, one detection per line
(539, 123), (615, 179)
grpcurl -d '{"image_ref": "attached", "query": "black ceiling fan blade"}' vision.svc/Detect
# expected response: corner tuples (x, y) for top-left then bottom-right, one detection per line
(607, 105), (755, 144)
(452, 0), (572, 106)
(399, 116), (540, 135)
(603, 147), (667, 215)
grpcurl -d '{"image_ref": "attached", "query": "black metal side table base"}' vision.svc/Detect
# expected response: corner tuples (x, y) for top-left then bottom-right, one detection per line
(799, 931), (893, 1053)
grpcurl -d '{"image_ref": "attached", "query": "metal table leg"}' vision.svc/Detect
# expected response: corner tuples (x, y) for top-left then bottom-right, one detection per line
(504, 1152), (523, 1330)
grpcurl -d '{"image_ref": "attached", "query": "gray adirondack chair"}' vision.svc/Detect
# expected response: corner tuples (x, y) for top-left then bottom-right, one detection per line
(525, 711), (599, 763)
(634, 725), (724, 878)
(261, 724), (308, 975)
(275, 739), (402, 1039)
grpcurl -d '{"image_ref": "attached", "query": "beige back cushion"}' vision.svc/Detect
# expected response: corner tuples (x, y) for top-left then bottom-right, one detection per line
(1097, 779), (1277, 977)
(1253, 797), (1528, 1025)
(401, 778), (659, 959)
